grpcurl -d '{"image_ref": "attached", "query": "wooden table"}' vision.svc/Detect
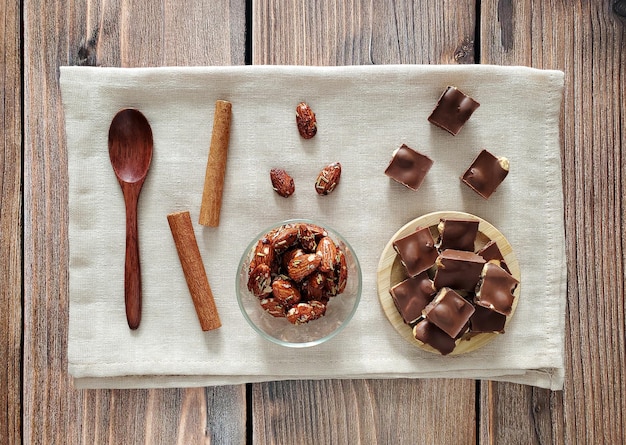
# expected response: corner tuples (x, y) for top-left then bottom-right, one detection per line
(2, 1), (624, 443)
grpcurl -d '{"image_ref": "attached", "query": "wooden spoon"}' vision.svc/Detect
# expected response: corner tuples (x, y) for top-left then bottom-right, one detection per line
(108, 109), (153, 330)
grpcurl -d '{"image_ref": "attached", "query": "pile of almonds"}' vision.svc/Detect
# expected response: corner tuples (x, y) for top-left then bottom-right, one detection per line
(247, 222), (348, 324)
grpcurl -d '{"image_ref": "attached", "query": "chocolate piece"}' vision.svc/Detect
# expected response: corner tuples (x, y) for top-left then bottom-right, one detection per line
(393, 227), (438, 277)
(384, 144), (433, 191)
(422, 287), (475, 338)
(389, 271), (435, 325)
(469, 304), (506, 334)
(475, 263), (519, 316)
(436, 218), (479, 252)
(428, 86), (480, 136)
(433, 249), (485, 291)
(461, 149), (509, 199)
(413, 319), (457, 355)
(477, 240), (510, 274)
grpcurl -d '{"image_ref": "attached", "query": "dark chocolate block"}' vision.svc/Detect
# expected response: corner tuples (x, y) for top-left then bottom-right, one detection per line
(477, 240), (510, 274)
(422, 287), (475, 338)
(462, 149), (509, 199)
(393, 227), (438, 277)
(475, 263), (519, 316)
(469, 304), (506, 334)
(428, 86), (480, 136)
(413, 319), (457, 355)
(384, 144), (433, 191)
(433, 249), (485, 292)
(389, 271), (435, 325)
(436, 218), (479, 252)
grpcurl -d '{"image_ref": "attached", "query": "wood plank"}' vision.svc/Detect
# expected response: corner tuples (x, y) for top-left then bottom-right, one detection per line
(253, 0), (477, 65)
(253, 379), (476, 445)
(0, 0), (22, 443)
(252, 1), (478, 443)
(22, 1), (246, 443)
(480, 1), (625, 443)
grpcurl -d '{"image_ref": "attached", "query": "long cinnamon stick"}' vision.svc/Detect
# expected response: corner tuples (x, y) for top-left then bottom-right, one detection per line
(199, 100), (232, 227)
(167, 211), (221, 331)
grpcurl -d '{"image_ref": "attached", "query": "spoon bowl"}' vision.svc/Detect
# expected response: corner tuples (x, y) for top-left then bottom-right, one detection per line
(108, 108), (154, 329)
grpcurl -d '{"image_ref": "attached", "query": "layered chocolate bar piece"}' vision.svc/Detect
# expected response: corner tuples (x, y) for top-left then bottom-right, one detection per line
(475, 262), (519, 316)
(422, 287), (475, 338)
(477, 240), (510, 274)
(462, 149), (510, 199)
(433, 249), (485, 292)
(413, 319), (457, 356)
(393, 226), (438, 277)
(469, 304), (506, 334)
(384, 144), (433, 191)
(389, 271), (435, 325)
(428, 86), (480, 136)
(437, 218), (479, 252)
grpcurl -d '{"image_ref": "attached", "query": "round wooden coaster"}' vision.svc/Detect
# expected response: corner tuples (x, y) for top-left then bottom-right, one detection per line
(376, 211), (521, 355)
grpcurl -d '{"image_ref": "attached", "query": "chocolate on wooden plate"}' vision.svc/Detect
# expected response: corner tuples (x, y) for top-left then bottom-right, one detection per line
(377, 211), (521, 356)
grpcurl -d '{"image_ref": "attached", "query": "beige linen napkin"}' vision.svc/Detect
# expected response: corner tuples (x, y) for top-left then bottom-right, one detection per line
(61, 65), (566, 390)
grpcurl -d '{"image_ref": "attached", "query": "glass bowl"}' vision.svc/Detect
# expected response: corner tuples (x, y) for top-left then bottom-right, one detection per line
(236, 219), (362, 348)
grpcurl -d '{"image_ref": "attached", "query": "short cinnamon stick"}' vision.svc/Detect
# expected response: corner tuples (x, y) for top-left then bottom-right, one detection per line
(199, 100), (232, 227)
(167, 211), (221, 331)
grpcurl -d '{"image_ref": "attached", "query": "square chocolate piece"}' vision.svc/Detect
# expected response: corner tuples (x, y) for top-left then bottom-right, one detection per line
(461, 149), (509, 199)
(477, 240), (510, 274)
(413, 319), (457, 355)
(389, 271), (435, 325)
(393, 226), (439, 277)
(475, 263), (519, 316)
(384, 144), (433, 191)
(436, 218), (479, 252)
(469, 304), (507, 334)
(433, 249), (485, 291)
(428, 86), (480, 135)
(422, 287), (475, 338)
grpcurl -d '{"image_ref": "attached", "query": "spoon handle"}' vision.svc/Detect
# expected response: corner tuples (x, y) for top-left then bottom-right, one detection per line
(123, 183), (142, 329)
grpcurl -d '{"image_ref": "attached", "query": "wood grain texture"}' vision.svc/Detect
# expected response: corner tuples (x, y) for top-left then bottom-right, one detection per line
(253, 379), (476, 445)
(253, 0), (477, 65)
(480, 1), (625, 443)
(22, 0), (246, 443)
(0, 0), (22, 443)
(252, 1), (478, 443)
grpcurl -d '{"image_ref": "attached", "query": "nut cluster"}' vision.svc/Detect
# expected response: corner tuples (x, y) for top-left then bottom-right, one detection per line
(247, 222), (349, 324)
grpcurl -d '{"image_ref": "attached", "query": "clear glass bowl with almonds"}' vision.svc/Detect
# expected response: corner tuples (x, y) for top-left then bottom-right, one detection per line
(237, 219), (362, 348)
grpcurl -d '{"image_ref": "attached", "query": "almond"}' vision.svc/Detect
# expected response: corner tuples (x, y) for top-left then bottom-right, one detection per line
(295, 102), (317, 139)
(270, 168), (295, 198)
(301, 271), (326, 300)
(249, 237), (275, 271)
(271, 225), (299, 253)
(286, 300), (327, 324)
(314, 162), (341, 195)
(316, 236), (337, 272)
(336, 249), (348, 293)
(271, 278), (302, 305)
(287, 253), (321, 282)
(297, 223), (318, 252)
(247, 263), (273, 297)
(260, 298), (287, 318)
(282, 247), (305, 270)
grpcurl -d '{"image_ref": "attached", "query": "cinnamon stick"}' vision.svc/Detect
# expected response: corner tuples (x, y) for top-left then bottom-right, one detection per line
(199, 100), (232, 227)
(167, 211), (221, 331)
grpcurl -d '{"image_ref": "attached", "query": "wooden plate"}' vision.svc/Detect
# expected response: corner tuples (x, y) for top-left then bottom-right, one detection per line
(377, 211), (521, 355)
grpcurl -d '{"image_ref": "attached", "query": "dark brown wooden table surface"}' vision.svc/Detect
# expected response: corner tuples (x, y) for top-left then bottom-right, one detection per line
(2, 1), (624, 443)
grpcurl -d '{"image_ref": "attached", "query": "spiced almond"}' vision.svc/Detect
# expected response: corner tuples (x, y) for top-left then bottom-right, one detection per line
(314, 162), (342, 195)
(295, 102), (317, 139)
(270, 168), (295, 198)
